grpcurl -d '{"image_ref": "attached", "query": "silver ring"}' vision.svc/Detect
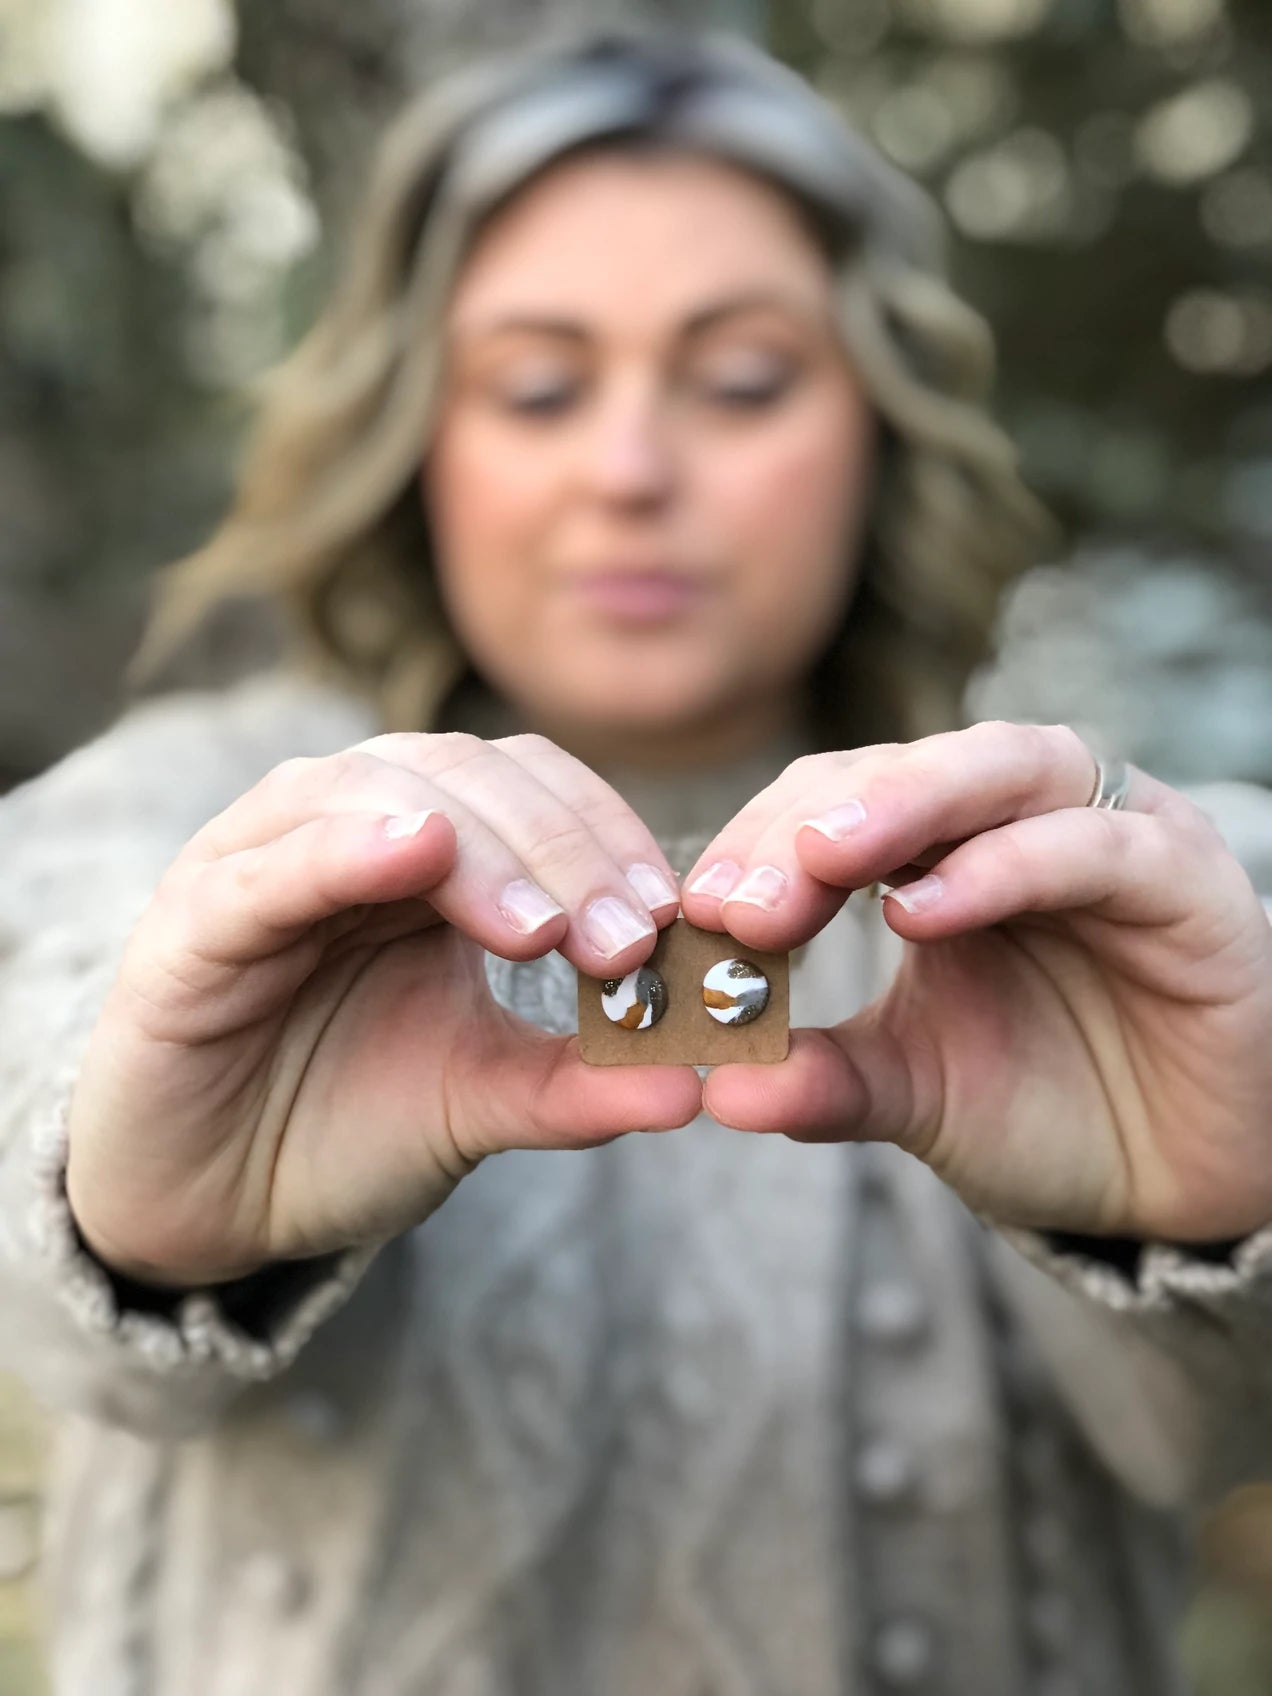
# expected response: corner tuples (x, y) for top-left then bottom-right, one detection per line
(1084, 752), (1132, 811)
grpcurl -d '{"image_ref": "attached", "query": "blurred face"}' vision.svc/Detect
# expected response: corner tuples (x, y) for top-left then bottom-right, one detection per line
(424, 146), (876, 767)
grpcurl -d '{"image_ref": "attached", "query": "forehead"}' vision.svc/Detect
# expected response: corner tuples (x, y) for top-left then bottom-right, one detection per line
(445, 147), (835, 336)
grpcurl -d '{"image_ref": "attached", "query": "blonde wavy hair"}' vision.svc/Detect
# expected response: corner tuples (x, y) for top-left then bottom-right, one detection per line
(126, 17), (1053, 748)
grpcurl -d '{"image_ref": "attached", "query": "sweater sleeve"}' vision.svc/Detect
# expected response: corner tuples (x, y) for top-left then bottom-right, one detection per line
(0, 668), (388, 1439)
(978, 777), (1272, 1522)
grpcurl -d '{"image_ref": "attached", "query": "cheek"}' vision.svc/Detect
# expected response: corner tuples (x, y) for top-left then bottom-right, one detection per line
(708, 390), (875, 619)
(422, 415), (562, 646)
(426, 417), (554, 571)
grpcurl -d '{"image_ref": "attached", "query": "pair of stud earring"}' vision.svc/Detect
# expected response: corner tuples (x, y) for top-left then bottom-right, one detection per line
(601, 958), (770, 1031)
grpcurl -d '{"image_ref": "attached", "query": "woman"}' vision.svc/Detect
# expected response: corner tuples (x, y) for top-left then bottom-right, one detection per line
(2, 18), (1271, 1695)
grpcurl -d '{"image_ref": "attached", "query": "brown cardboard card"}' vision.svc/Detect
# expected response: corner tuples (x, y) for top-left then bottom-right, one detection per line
(577, 915), (789, 1065)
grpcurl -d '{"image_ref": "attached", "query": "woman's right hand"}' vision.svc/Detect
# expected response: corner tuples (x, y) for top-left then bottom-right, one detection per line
(64, 730), (700, 1288)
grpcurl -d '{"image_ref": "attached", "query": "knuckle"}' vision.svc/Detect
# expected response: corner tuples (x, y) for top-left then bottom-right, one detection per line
(1139, 815), (1183, 884)
(121, 914), (222, 1030)
(1046, 722), (1092, 779)
(348, 730), (416, 758)
(425, 731), (489, 767)
(1173, 796), (1227, 855)
(1138, 807), (1209, 877)
(179, 857), (230, 936)
(257, 748), (366, 810)
(265, 753), (320, 791)
(1091, 807), (1143, 877)
(1090, 805), (1125, 853)
(968, 717), (1017, 745)
(980, 825), (1035, 888)
(523, 810), (596, 867)
(842, 743), (897, 785)
(321, 747), (385, 791)
(1018, 719), (1072, 777)
(153, 855), (199, 908)
(986, 719), (1086, 799)
(226, 849), (269, 901)
(495, 731), (561, 760)
(888, 744), (942, 796)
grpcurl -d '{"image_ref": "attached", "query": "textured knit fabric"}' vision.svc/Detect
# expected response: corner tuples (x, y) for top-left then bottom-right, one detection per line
(2, 666), (1272, 1696)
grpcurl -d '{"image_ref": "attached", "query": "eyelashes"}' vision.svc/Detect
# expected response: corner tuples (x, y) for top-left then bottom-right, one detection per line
(492, 369), (799, 417)
(600, 958), (771, 1030)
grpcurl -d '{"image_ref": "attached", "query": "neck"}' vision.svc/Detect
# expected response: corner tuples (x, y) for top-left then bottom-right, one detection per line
(531, 686), (814, 778)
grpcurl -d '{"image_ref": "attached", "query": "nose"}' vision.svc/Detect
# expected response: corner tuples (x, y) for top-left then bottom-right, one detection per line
(579, 378), (677, 510)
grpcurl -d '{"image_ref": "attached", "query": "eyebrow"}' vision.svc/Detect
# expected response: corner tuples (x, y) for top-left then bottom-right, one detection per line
(454, 288), (821, 345)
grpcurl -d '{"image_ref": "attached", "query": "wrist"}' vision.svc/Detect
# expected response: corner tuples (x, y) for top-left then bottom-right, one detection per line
(64, 1183), (267, 1291)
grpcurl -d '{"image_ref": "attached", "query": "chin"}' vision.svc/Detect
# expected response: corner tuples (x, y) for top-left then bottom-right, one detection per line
(547, 669), (722, 738)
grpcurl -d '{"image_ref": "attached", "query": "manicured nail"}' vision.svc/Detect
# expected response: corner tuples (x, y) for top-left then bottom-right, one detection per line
(724, 864), (789, 912)
(883, 874), (943, 914)
(801, 799), (867, 841)
(383, 809), (437, 839)
(584, 895), (657, 959)
(686, 859), (742, 899)
(498, 877), (567, 934)
(626, 862), (679, 910)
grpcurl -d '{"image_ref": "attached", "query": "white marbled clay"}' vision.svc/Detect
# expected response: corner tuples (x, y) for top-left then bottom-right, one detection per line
(601, 965), (669, 1029)
(701, 958), (771, 1026)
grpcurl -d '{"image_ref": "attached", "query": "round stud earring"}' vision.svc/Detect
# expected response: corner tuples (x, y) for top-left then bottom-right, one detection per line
(702, 958), (770, 1026)
(601, 965), (669, 1029)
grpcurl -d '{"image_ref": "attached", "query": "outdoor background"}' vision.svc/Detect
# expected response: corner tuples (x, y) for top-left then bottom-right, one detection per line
(1, 0), (1270, 1689)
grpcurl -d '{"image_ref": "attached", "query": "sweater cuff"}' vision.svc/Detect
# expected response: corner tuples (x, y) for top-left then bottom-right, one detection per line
(1035, 1228), (1245, 1284)
(983, 1212), (1272, 1313)
(21, 1059), (379, 1380)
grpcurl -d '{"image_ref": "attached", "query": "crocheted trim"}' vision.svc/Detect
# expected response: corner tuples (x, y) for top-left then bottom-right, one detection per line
(986, 1213), (1272, 1313)
(23, 1058), (378, 1380)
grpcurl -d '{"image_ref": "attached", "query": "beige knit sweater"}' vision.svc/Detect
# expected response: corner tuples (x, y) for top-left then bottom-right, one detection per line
(2, 667), (1272, 1696)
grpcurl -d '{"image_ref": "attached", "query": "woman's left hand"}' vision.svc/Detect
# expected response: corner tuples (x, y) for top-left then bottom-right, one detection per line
(681, 722), (1272, 1242)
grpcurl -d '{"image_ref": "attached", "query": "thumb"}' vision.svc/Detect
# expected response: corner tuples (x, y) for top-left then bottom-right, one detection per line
(457, 1028), (705, 1159)
(701, 1013), (929, 1152)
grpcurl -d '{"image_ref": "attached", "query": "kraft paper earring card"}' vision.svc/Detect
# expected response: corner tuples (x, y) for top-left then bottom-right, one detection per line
(577, 915), (790, 1065)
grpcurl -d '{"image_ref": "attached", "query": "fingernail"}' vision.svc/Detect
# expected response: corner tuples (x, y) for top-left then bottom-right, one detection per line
(584, 895), (657, 959)
(686, 859), (742, 899)
(884, 874), (943, 914)
(626, 862), (679, 910)
(801, 799), (867, 841)
(498, 877), (567, 934)
(383, 809), (437, 839)
(724, 864), (789, 912)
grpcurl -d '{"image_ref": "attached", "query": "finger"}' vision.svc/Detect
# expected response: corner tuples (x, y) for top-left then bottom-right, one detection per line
(683, 723), (1152, 951)
(792, 723), (1159, 909)
(461, 1028), (705, 1156)
(184, 753), (582, 957)
(362, 733), (673, 973)
(701, 1023), (927, 1154)
(362, 722), (681, 922)
(509, 735), (684, 916)
(129, 808), (460, 1042)
(183, 743), (664, 977)
(876, 806), (1242, 946)
(679, 748), (883, 942)
(186, 747), (448, 858)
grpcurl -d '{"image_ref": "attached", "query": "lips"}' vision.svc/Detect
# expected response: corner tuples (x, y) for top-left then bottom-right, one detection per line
(568, 570), (708, 624)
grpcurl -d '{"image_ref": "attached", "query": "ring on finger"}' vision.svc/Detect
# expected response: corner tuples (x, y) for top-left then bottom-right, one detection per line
(1083, 750), (1132, 812)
